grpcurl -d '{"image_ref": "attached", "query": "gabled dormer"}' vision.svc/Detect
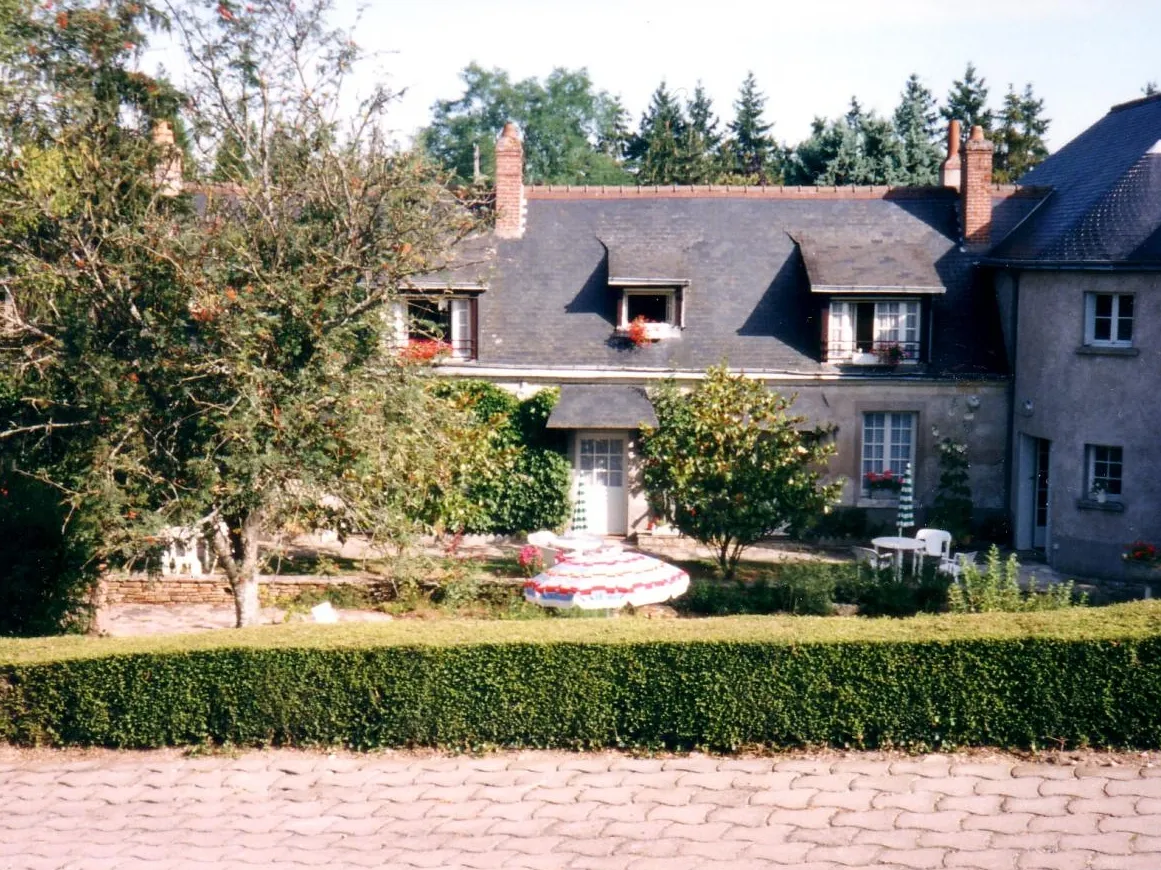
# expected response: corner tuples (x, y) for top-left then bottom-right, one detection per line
(791, 231), (948, 366)
(603, 240), (689, 342)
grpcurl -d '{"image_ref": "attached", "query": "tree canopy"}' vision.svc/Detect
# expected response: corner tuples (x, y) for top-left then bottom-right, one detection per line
(640, 366), (840, 578)
(0, 0), (492, 627)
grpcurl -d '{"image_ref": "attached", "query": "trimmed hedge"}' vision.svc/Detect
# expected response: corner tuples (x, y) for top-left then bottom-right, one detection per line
(2, 604), (1161, 750)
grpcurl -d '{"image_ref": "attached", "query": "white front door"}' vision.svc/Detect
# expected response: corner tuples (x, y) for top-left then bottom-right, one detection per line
(576, 432), (627, 535)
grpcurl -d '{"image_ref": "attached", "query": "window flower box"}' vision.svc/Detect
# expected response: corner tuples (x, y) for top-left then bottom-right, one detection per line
(864, 470), (904, 495)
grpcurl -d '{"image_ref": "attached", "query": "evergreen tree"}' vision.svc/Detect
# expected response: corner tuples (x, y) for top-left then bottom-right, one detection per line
(787, 99), (903, 186)
(941, 62), (993, 139)
(725, 71), (778, 183)
(678, 82), (722, 183)
(1144, 82), (1159, 96)
(627, 81), (687, 185)
(893, 74), (942, 185)
(993, 83), (1050, 183)
(596, 94), (631, 162)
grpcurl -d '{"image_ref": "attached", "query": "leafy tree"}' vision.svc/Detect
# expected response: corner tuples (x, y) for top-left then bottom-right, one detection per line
(1, 0), (488, 627)
(893, 74), (942, 185)
(993, 83), (1050, 183)
(724, 71), (778, 183)
(941, 62), (993, 138)
(627, 81), (687, 185)
(640, 366), (840, 578)
(421, 64), (632, 185)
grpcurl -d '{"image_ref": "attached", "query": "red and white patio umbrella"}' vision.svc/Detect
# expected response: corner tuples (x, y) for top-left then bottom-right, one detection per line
(523, 546), (690, 610)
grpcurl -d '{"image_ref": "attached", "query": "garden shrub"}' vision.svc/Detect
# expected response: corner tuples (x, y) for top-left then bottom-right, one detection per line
(2, 605), (1160, 751)
(928, 438), (974, 545)
(800, 507), (868, 543)
(681, 571), (836, 616)
(0, 475), (100, 636)
(430, 381), (570, 534)
(948, 546), (1084, 613)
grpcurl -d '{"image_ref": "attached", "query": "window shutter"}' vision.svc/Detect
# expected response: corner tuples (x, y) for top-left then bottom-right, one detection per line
(676, 288), (686, 329)
(450, 298), (470, 359)
(469, 296), (479, 360)
(820, 301), (830, 360)
(390, 301), (407, 348)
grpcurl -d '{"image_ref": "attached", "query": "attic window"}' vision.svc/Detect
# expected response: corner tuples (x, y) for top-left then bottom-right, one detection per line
(617, 288), (684, 339)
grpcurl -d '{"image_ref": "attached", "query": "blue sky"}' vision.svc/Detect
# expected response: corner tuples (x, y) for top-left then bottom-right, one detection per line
(153, 0), (1161, 153)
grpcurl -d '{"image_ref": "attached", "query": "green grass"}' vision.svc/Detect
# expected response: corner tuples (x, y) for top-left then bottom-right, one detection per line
(2, 600), (1158, 666)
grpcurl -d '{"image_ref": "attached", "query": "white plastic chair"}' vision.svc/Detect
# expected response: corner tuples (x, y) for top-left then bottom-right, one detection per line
(851, 546), (890, 579)
(943, 550), (978, 579)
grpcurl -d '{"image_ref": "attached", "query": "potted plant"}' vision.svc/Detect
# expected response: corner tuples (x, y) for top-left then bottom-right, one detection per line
(877, 342), (906, 366)
(863, 470), (903, 497)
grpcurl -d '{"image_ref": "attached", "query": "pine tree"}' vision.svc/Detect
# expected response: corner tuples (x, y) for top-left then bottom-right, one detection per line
(1144, 82), (1159, 96)
(789, 99), (903, 186)
(941, 62), (993, 139)
(596, 94), (631, 162)
(893, 74), (942, 185)
(993, 83), (1050, 183)
(725, 71), (777, 183)
(628, 81), (688, 185)
(678, 82), (722, 183)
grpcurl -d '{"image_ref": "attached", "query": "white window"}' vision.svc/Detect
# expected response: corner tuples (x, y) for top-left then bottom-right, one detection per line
(618, 289), (682, 339)
(1085, 444), (1123, 499)
(1084, 293), (1133, 347)
(828, 300), (921, 363)
(862, 412), (915, 496)
(393, 296), (474, 360)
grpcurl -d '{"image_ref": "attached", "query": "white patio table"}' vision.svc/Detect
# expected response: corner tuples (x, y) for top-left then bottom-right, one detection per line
(871, 535), (924, 580)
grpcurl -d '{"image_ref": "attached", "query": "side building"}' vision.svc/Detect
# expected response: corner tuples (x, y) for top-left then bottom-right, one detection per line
(985, 93), (1161, 580)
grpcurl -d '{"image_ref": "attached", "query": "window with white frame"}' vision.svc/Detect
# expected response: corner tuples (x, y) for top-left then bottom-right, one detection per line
(1085, 444), (1123, 499)
(393, 296), (475, 360)
(861, 412), (915, 496)
(828, 299), (921, 363)
(617, 288), (682, 338)
(1084, 293), (1133, 347)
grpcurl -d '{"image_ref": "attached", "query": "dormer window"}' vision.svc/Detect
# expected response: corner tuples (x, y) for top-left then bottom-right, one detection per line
(392, 294), (477, 361)
(827, 299), (921, 365)
(616, 288), (683, 340)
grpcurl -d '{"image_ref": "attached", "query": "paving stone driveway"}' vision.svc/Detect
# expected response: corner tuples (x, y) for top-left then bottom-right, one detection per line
(2, 748), (1160, 870)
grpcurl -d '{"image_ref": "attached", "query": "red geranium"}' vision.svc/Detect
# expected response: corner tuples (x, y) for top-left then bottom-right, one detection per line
(1124, 541), (1158, 563)
(400, 339), (450, 363)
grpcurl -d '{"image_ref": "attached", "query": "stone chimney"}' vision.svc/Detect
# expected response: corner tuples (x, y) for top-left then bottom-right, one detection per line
(494, 122), (525, 239)
(152, 120), (183, 197)
(961, 124), (994, 251)
(939, 120), (961, 189)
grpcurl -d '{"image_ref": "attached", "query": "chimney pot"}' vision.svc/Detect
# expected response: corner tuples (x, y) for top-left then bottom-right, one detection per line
(939, 120), (962, 190)
(494, 122), (525, 239)
(152, 119), (182, 197)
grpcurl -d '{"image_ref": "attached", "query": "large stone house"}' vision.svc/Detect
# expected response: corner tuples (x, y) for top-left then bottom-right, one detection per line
(417, 94), (1161, 581)
(417, 122), (1030, 545)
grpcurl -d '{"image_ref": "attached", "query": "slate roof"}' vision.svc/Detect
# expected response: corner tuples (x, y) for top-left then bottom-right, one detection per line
(473, 192), (1004, 375)
(988, 94), (1161, 266)
(403, 234), (496, 289)
(546, 385), (659, 429)
(791, 231), (946, 293)
(605, 242), (690, 285)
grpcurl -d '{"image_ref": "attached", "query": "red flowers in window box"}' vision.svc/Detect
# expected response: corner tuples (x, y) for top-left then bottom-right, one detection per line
(878, 342), (906, 365)
(1124, 540), (1158, 564)
(626, 315), (651, 348)
(864, 470), (903, 492)
(400, 339), (450, 363)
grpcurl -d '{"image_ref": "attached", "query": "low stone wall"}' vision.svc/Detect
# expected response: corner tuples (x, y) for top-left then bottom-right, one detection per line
(104, 574), (375, 605)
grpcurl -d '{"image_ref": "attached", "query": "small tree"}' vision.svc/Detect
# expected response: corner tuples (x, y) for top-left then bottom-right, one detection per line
(641, 366), (840, 578)
(928, 438), (973, 544)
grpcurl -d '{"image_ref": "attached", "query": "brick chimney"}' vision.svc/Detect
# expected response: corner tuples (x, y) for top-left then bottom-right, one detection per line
(152, 120), (182, 197)
(939, 120), (961, 189)
(494, 122), (525, 239)
(961, 124), (994, 251)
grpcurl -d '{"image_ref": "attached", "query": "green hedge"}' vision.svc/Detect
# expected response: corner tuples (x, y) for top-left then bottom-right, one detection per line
(2, 604), (1161, 750)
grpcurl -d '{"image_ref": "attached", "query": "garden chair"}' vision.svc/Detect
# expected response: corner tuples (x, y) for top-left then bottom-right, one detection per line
(914, 528), (952, 561)
(851, 546), (890, 580)
(941, 550), (978, 579)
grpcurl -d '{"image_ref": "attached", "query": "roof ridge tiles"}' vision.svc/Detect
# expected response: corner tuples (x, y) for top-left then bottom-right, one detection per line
(525, 184), (961, 201)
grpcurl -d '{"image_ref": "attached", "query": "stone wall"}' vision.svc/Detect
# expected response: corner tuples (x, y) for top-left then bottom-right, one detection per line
(104, 575), (375, 605)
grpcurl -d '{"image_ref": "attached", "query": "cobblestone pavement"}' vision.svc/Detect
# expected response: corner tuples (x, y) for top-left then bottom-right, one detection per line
(2, 748), (1161, 869)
